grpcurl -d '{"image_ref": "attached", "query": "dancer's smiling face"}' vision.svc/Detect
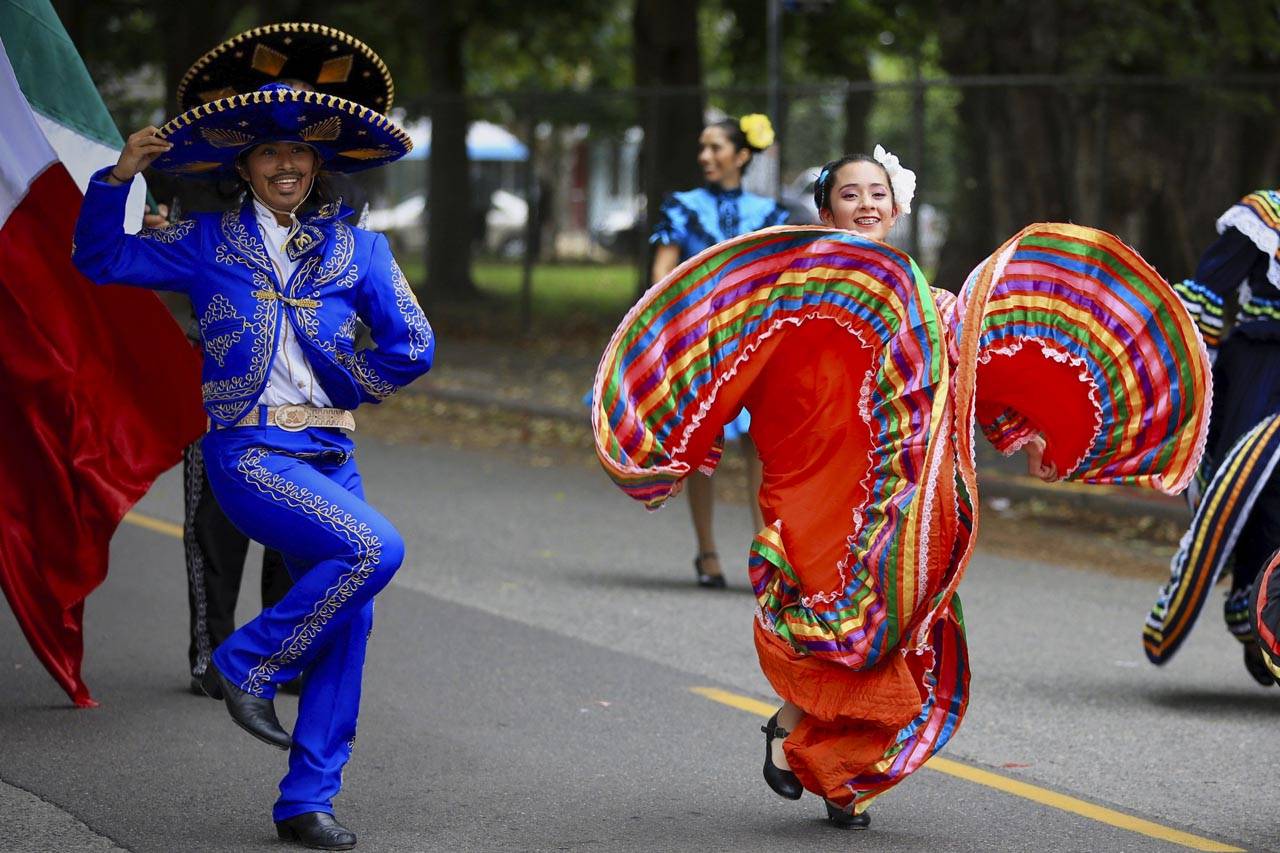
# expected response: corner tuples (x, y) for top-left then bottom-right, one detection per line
(697, 125), (750, 188)
(819, 160), (899, 241)
(237, 141), (319, 214)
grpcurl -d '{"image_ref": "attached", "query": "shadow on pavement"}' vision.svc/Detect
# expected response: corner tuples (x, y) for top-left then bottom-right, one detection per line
(1143, 686), (1280, 715)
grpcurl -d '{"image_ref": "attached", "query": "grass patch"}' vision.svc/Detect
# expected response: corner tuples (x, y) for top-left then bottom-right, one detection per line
(401, 260), (642, 338)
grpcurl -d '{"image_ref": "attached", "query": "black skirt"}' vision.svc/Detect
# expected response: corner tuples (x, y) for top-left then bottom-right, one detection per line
(1208, 328), (1280, 466)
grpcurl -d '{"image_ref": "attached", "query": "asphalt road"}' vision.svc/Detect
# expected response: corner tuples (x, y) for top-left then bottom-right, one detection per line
(1, 436), (1274, 852)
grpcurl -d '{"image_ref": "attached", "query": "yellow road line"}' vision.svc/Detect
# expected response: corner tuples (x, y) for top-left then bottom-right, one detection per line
(121, 511), (183, 539)
(690, 686), (1243, 853)
(112, 520), (1239, 852)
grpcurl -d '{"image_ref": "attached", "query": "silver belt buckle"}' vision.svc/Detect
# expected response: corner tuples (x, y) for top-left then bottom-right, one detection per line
(274, 404), (310, 432)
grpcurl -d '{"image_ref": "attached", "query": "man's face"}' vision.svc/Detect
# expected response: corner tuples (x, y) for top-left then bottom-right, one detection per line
(238, 141), (319, 211)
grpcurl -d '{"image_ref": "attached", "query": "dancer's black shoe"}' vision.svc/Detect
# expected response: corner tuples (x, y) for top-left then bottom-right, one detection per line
(694, 552), (727, 588)
(825, 799), (871, 829)
(190, 674), (221, 699)
(761, 711), (803, 800)
(1243, 641), (1276, 687)
(275, 812), (357, 850)
(199, 666), (292, 750)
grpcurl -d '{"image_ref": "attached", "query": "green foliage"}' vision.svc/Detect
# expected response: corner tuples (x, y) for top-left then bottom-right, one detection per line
(403, 260), (638, 332)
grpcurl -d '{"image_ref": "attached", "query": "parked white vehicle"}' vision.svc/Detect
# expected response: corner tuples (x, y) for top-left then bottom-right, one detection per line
(366, 190), (529, 257)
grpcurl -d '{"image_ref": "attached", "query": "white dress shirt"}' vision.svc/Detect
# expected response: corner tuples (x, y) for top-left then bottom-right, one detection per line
(252, 200), (333, 408)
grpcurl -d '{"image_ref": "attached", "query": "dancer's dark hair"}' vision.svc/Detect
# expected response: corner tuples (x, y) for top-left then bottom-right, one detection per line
(812, 155), (895, 214)
(707, 118), (767, 175)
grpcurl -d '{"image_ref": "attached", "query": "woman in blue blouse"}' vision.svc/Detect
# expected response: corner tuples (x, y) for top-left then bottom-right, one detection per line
(650, 114), (789, 587)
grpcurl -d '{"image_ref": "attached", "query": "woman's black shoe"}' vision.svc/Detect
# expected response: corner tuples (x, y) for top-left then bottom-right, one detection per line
(761, 711), (803, 800)
(276, 812), (356, 850)
(694, 552), (727, 588)
(825, 799), (870, 829)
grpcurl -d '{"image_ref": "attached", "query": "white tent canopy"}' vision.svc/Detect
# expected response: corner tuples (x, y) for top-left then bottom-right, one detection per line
(400, 118), (528, 162)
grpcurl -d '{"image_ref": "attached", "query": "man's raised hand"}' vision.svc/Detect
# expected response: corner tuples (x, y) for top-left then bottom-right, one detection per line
(108, 126), (172, 184)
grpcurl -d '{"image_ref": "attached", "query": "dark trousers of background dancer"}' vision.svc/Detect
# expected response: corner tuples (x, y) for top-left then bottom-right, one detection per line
(182, 441), (292, 694)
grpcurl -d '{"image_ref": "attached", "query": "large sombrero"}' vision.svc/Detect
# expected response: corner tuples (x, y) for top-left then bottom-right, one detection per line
(151, 83), (411, 176)
(177, 22), (394, 112)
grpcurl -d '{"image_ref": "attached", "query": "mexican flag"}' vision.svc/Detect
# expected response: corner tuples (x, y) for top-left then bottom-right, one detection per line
(0, 0), (204, 706)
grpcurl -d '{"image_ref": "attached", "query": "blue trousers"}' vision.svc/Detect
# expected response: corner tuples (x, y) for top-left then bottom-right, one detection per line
(202, 423), (405, 821)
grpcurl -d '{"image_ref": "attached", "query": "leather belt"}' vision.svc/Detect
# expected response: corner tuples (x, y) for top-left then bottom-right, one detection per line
(228, 404), (356, 432)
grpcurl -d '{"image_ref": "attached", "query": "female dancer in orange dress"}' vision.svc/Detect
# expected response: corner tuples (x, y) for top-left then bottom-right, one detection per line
(592, 147), (1210, 829)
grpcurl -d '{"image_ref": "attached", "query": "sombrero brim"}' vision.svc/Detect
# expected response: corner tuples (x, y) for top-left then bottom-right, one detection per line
(152, 88), (411, 176)
(177, 22), (394, 112)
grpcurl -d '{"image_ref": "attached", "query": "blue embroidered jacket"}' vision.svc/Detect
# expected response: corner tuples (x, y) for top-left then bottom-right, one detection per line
(650, 185), (788, 262)
(72, 167), (434, 426)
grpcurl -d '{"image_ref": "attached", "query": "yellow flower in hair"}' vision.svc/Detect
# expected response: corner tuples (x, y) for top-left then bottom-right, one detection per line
(739, 114), (775, 150)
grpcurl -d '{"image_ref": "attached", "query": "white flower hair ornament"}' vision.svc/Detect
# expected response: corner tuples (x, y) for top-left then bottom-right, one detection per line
(872, 144), (916, 215)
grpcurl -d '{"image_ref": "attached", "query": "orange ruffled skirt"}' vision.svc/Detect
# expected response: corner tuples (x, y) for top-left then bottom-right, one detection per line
(593, 225), (1209, 810)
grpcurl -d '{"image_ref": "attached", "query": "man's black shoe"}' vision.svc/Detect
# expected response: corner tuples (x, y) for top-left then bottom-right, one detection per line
(276, 812), (357, 850)
(199, 667), (292, 750)
(190, 674), (222, 699)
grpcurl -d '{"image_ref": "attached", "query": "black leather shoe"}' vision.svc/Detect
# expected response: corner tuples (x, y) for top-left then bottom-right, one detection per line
(278, 676), (303, 696)
(199, 667), (292, 750)
(761, 711), (803, 800)
(276, 812), (357, 850)
(825, 799), (870, 829)
(190, 674), (221, 699)
(694, 552), (727, 588)
(1243, 641), (1276, 687)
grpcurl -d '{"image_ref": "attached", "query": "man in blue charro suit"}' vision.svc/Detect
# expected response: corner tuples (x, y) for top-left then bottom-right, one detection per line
(72, 80), (431, 851)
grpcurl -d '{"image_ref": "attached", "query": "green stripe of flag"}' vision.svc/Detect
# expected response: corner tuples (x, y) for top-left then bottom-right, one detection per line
(0, 0), (122, 148)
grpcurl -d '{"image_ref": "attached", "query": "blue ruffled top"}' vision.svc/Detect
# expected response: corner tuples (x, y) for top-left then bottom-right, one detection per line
(651, 185), (789, 262)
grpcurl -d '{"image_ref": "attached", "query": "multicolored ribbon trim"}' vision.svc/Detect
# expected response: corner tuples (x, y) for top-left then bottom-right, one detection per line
(1250, 548), (1280, 682)
(1145, 413), (1280, 664)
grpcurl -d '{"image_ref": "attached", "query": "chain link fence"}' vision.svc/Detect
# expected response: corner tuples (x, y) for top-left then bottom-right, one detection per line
(357, 75), (1280, 331)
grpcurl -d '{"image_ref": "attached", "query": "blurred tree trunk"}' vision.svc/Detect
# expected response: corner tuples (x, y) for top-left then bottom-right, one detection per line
(841, 59), (872, 156)
(424, 8), (478, 301)
(934, 1), (1077, 289)
(633, 0), (705, 282)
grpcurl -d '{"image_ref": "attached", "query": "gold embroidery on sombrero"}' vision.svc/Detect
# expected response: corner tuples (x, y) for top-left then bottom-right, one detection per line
(195, 86), (237, 103)
(250, 42), (288, 76)
(301, 115), (342, 142)
(317, 54), (354, 84)
(199, 294), (248, 367)
(157, 89), (414, 155)
(138, 218), (197, 244)
(235, 446), (383, 695)
(201, 127), (255, 149)
(338, 147), (393, 160)
(176, 23), (396, 111)
(171, 161), (221, 174)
